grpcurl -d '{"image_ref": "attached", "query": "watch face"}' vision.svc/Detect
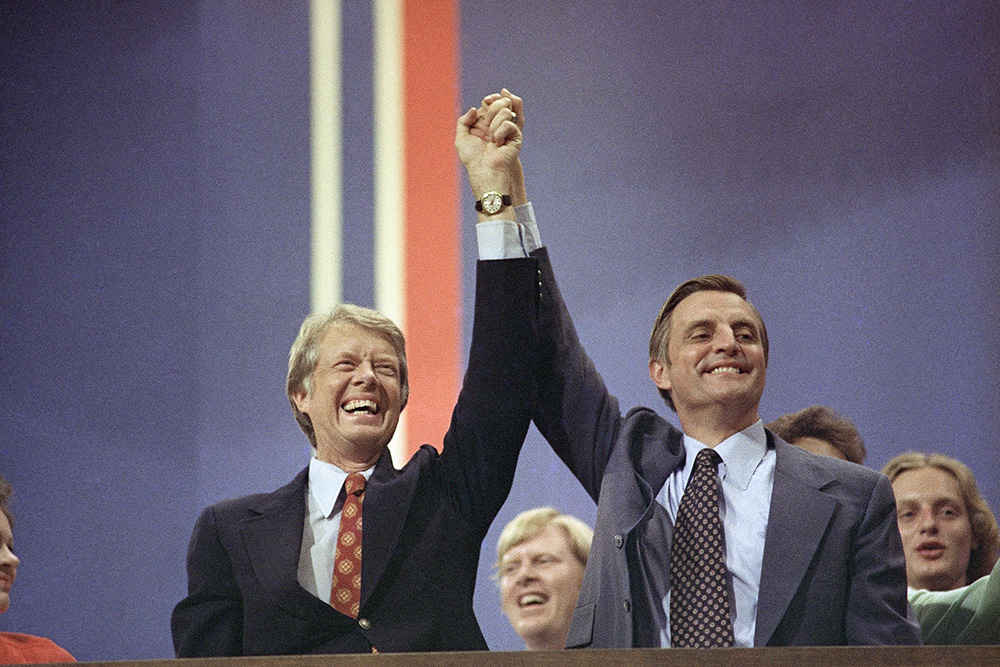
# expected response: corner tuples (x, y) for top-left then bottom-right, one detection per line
(482, 192), (502, 214)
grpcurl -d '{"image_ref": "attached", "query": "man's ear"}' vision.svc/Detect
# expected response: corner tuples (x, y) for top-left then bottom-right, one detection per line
(292, 389), (310, 413)
(649, 358), (671, 392)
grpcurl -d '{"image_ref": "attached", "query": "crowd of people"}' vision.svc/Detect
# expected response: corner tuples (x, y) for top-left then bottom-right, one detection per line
(1, 89), (996, 661)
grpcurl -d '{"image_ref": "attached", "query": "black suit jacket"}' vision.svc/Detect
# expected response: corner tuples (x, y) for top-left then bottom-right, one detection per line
(523, 247), (921, 647)
(171, 257), (541, 655)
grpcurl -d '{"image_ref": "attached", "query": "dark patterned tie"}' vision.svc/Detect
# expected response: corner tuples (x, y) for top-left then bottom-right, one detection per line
(331, 473), (365, 618)
(669, 448), (735, 647)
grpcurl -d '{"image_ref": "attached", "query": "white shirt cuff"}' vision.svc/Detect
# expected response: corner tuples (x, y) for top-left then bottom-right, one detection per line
(476, 202), (543, 259)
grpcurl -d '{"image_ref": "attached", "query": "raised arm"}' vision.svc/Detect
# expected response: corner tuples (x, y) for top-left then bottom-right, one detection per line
(436, 96), (538, 534)
(458, 91), (622, 501)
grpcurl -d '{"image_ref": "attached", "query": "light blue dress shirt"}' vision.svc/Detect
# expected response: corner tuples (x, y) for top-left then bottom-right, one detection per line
(296, 456), (374, 603)
(656, 422), (775, 647)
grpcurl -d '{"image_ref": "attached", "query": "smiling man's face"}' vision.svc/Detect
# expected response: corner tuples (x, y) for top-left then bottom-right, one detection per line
(650, 290), (766, 423)
(293, 322), (402, 471)
(499, 524), (585, 650)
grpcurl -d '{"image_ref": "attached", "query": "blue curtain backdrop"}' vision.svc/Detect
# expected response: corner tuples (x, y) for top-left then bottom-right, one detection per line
(1, 0), (997, 659)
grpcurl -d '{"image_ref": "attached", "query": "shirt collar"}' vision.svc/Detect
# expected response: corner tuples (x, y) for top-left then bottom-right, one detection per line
(308, 456), (374, 518)
(683, 420), (768, 491)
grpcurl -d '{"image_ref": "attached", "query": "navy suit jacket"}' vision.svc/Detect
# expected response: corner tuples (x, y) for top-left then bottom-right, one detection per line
(523, 247), (921, 647)
(171, 257), (541, 655)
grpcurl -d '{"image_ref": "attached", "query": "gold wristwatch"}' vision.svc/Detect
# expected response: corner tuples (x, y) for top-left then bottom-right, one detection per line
(475, 191), (512, 215)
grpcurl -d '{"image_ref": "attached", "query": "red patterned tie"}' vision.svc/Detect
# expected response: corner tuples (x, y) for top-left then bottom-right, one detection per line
(331, 473), (365, 618)
(669, 448), (735, 647)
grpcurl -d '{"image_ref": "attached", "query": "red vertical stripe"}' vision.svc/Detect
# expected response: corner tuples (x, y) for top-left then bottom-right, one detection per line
(402, 0), (460, 457)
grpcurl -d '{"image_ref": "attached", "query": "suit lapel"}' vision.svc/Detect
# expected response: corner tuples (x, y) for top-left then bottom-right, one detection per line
(359, 451), (417, 609)
(618, 412), (685, 646)
(635, 413), (685, 498)
(241, 468), (339, 620)
(239, 455), (419, 620)
(754, 436), (838, 646)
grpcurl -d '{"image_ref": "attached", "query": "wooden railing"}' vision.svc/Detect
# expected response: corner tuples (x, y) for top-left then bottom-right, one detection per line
(75, 646), (999, 667)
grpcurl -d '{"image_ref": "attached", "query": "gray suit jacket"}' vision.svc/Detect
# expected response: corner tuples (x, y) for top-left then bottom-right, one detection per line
(524, 247), (920, 646)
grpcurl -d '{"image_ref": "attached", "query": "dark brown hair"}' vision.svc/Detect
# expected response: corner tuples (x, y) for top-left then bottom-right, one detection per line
(767, 405), (867, 465)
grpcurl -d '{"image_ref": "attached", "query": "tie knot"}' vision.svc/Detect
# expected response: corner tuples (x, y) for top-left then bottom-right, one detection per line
(694, 447), (722, 472)
(344, 473), (366, 497)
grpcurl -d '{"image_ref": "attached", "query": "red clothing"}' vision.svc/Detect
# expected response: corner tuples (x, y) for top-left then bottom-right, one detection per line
(0, 632), (75, 664)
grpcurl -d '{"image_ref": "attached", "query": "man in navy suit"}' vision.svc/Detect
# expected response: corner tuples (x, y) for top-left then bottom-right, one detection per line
(470, 90), (921, 647)
(171, 104), (533, 655)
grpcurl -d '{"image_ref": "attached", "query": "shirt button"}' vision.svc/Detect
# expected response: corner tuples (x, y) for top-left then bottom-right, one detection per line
(613, 534), (624, 549)
(622, 599), (631, 613)
(358, 618), (371, 630)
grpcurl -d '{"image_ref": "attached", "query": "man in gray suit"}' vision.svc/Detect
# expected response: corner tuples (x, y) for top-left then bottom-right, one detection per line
(469, 90), (920, 647)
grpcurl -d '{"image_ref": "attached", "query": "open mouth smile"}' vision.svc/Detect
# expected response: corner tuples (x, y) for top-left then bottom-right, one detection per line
(343, 399), (380, 415)
(706, 364), (747, 375)
(518, 593), (547, 607)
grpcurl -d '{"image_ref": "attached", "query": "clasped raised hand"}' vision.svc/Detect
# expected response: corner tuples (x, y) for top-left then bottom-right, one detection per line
(455, 89), (523, 196)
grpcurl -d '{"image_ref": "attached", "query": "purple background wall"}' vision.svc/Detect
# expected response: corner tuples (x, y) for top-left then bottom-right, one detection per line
(1, 0), (997, 659)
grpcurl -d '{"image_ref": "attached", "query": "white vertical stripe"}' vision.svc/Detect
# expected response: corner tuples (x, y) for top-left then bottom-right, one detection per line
(373, 0), (408, 465)
(373, 0), (405, 323)
(309, 0), (342, 312)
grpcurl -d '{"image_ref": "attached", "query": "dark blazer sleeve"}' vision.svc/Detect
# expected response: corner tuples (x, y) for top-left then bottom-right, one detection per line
(437, 256), (541, 537)
(171, 505), (244, 657)
(846, 473), (923, 645)
(528, 247), (622, 501)
(760, 443), (920, 646)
